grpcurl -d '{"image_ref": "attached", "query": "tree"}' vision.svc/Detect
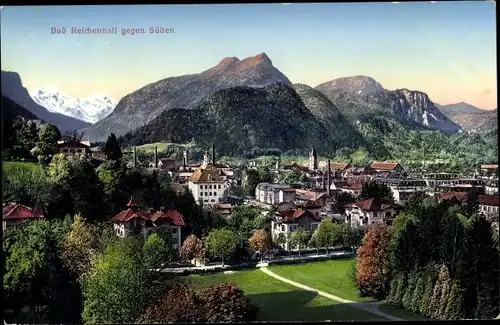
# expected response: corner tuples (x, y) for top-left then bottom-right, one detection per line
(180, 234), (205, 266)
(32, 123), (60, 160)
(244, 169), (261, 197)
(143, 233), (174, 269)
(2, 161), (51, 208)
(341, 223), (364, 253)
(315, 220), (343, 254)
(139, 284), (204, 323)
(3, 220), (81, 323)
(82, 237), (150, 324)
(360, 181), (394, 201)
(332, 192), (356, 214)
(356, 225), (391, 298)
(402, 271), (418, 310)
(308, 234), (320, 255)
(388, 213), (421, 275)
(103, 133), (123, 161)
(204, 228), (237, 266)
(444, 280), (463, 320)
(142, 170), (163, 211)
(290, 227), (310, 257)
(61, 215), (103, 278)
(62, 130), (84, 142)
(410, 272), (426, 313)
(420, 269), (437, 316)
(274, 232), (286, 251)
(457, 216), (499, 319)
(199, 284), (258, 323)
(393, 275), (407, 308)
(248, 229), (272, 262)
(428, 265), (451, 319)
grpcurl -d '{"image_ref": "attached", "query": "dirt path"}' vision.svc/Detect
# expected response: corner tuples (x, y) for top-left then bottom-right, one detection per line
(260, 267), (403, 321)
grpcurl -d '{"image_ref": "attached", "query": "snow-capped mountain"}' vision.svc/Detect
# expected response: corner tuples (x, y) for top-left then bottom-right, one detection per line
(30, 88), (117, 124)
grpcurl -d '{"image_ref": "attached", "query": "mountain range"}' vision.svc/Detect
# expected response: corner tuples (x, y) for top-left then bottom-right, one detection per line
(1, 71), (92, 133)
(435, 102), (497, 135)
(30, 88), (116, 124)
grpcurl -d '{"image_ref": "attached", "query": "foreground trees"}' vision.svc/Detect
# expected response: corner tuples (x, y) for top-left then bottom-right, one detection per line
(204, 228), (238, 266)
(359, 195), (499, 320)
(140, 284), (257, 323)
(356, 225), (391, 298)
(248, 229), (272, 262)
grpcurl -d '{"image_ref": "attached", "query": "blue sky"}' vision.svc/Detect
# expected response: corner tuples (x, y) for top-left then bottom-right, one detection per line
(0, 2), (496, 109)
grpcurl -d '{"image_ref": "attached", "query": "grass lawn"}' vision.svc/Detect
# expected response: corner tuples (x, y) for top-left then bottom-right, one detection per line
(379, 303), (429, 321)
(188, 269), (386, 322)
(269, 258), (376, 302)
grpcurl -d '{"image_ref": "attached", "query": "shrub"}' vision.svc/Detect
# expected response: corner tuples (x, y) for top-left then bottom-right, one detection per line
(199, 284), (258, 322)
(444, 280), (463, 320)
(420, 272), (436, 316)
(410, 273), (426, 313)
(402, 271), (418, 310)
(393, 274), (407, 308)
(386, 276), (399, 305)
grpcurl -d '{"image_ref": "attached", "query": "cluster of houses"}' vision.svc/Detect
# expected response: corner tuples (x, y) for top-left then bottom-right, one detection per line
(4, 142), (499, 255)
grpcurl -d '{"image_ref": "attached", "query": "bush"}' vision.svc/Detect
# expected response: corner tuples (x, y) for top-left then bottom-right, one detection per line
(410, 273), (425, 313)
(402, 271), (418, 310)
(420, 272), (436, 316)
(199, 284), (258, 322)
(428, 265), (450, 319)
(393, 274), (407, 308)
(386, 276), (399, 305)
(444, 280), (463, 320)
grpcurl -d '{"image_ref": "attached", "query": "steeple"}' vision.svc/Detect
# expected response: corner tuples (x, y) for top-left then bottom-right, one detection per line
(309, 147), (318, 171)
(127, 196), (138, 210)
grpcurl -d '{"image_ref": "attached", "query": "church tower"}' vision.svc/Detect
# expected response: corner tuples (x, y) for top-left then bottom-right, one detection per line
(202, 150), (211, 168)
(309, 148), (318, 171)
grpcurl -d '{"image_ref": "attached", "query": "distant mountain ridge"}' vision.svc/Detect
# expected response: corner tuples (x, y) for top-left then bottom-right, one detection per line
(84, 52), (292, 141)
(120, 83), (374, 157)
(1, 70), (91, 133)
(315, 75), (462, 133)
(31, 88), (116, 123)
(436, 102), (497, 135)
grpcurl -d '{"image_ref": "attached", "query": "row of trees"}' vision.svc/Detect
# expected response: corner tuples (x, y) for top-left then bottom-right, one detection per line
(355, 193), (499, 319)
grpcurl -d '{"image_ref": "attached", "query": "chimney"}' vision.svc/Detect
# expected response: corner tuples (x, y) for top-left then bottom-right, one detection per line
(212, 143), (216, 166)
(133, 146), (137, 167)
(327, 159), (331, 196)
(154, 146), (158, 168)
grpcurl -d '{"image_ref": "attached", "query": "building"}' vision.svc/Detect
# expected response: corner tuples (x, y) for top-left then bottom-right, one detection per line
(57, 140), (91, 156)
(3, 202), (45, 230)
(335, 183), (363, 197)
(344, 198), (403, 228)
(369, 162), (405, 174)
(485, 180), (499, 195)
(422, 173), (460, 188)
(478, 195), (499, 220)
(309, 148), (318, 171)
(213, 203), (233, 217)
(188, 164), (229, 205)
(374, 178), (429, 205)
(436, 191), (469, 204)
(110, 197), (185, 253)
(480, 164), (498, 179)
(255, 183), (296, 205)
(271, 208), (322, 250)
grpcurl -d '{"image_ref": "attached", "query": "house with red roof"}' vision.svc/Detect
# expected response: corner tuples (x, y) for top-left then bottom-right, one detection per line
(110, 197), (186, 253)
(344, 198), (403, 228)
(271, 208), (322, 251)
(2, 202), (45, 230)
(478, 195), (499, 220)
(369, 162), (405, 174)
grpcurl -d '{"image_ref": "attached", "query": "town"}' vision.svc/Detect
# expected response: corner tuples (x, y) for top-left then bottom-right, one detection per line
(3, 134), (499, 323)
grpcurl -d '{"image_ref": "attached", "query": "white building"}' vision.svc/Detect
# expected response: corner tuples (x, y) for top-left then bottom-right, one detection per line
(485, 181), (499, 195)
(188, 163), (229, 205)
(271, 209), (322, 251)
(255, 183), (296, 205)
(374, 178), (429, 205)
(344, 198), (403, 228)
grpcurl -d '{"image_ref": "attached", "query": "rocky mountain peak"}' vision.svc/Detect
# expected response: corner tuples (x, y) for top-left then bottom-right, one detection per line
(238, 52), (273, 69)
(315, 75), (385, 96)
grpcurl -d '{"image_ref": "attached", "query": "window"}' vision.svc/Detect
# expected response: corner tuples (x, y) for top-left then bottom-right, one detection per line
(204, 199), (208, 202)
(211, 199), (216, 202)
(200, 192), (203, 196)
(209, 185), (212, 189)
(218, 184), (221, 189)
(281, 225), (285, 231)
(200, 185), (204, 189)
(76, 149), (82, 153)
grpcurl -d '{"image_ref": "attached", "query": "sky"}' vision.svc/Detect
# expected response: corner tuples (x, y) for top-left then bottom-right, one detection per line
(0, 2), (497, 110)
